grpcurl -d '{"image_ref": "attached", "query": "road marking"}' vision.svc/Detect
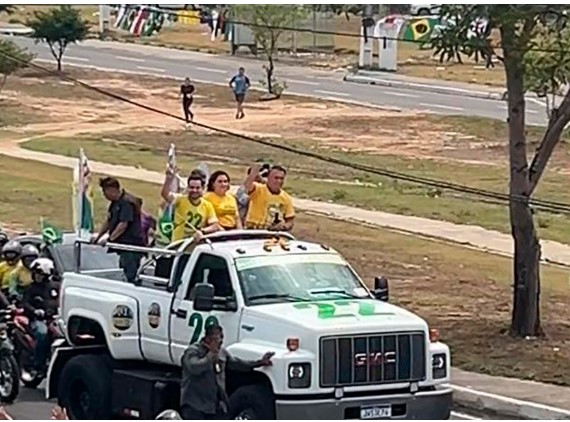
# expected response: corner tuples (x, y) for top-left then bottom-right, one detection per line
(450, 411), (479, 420)
(498, 104), (539, 114)
(287, 78), (320, 86)
(65, 56), (89, 62)
(383, 90), (419, 98)
(117, 56), (146, 63)
(314, 89), (350, 97)
(527, 97), (546, 107)
(196, 66), (227, 74)
(136, 65), (165, 73)
(419, 102), (464, 111)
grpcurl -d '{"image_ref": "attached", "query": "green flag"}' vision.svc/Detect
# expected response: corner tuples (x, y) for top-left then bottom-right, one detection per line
(155, 207), (174, 248)
(40, 218), (63, 244)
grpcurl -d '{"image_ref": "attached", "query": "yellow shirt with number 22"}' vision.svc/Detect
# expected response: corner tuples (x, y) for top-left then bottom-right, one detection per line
(171, 194), (218, 242)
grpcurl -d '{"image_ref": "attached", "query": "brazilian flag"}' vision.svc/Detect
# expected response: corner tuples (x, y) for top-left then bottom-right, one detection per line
(155, 206), (174, 248)
(40, 219), (63, 245)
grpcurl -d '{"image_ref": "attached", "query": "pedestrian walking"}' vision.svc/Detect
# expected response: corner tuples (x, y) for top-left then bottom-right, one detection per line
(180, 77), (195, 124)
(180, 323), (274, 420)
(92, 177), (144, 285)
(229, 67), (250, 119)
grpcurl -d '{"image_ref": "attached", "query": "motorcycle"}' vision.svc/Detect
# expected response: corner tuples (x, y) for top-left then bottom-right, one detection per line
(0, 309), (20, 403)
(10, 297), (63, 389)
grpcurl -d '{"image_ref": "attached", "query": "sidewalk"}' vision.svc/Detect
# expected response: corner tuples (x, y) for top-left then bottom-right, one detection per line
(452, 368), (570, 419)
(345, 69), (564, 106)
(2, 142), (570, 267)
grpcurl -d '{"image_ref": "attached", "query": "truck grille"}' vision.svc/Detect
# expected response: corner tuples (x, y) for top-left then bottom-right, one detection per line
(320, 332), (426, 387)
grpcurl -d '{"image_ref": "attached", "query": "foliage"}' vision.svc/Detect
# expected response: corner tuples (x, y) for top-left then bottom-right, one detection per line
(0, 5), (15, 15)
(26, 5), (89, 72)
(430, 4), (570, 338)
(235, 4), (308, 96)
(0, 39), (35, 94)
(524, 26), (570, 118)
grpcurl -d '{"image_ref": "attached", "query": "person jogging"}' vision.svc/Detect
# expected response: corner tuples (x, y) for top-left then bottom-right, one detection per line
(229, 67), (250, 119)
(180, 77), (195, 124)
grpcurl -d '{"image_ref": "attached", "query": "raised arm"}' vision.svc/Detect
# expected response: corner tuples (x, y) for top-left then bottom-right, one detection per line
(161, 168), (177, 203)
(244, 164), (261, 195)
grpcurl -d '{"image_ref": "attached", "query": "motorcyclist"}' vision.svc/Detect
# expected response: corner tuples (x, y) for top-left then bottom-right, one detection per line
(8, 244), (39, 301)
(22, 257), (58, 377)
(0, 241), (21, 298)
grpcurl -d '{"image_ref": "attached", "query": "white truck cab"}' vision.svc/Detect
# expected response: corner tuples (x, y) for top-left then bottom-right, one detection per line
(47, 230), (452, 419)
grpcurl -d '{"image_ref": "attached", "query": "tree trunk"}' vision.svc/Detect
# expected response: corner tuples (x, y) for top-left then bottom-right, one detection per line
(502, 26), (542, 337)
(266, 55), (274, 94)
(57, 58), (62, 72)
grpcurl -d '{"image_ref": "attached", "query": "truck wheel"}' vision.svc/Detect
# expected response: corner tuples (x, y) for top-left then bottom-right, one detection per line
(229, 385), (275, 419)
(58, 354), (112, 420)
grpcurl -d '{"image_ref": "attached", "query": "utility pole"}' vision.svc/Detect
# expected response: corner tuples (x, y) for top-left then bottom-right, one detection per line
(99, 5), (110, 38)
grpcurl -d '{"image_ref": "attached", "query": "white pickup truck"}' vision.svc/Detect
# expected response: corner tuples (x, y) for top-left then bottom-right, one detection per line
(46, 230), (452, 420)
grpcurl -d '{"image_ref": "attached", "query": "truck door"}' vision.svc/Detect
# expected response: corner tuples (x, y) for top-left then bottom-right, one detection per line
(168, 252), (240, 366)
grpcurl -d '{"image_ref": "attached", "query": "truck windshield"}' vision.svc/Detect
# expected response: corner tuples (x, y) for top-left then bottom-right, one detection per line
(235, 254), (370, 305)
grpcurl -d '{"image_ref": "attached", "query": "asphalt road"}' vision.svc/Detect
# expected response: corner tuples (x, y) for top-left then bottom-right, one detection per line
(5, 385), (481, 420)
(3, 36), (546, 126)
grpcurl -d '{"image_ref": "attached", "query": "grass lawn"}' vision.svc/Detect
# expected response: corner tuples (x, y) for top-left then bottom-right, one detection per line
(0, 154), (568, 385)
(22, 130), (570, 244)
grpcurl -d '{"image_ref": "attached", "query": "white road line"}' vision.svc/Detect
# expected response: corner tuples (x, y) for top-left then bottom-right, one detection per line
(196, 66), (227, 74)
(419, 102), (464, 111)
(117, 56), (146, 63)
(450, 411), (480, 420)
(65, 56), (89, 62)
(528, 97), (546, 107)
(383, 90), (419, 98)
(287, 78), (320, 86)
(498, 104), (539, 115)
(314, 89), (350, 97)
(136, 65), (165, 73)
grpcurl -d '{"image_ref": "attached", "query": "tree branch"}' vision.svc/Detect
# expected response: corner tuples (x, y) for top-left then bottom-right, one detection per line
(528, 88), (570, 194)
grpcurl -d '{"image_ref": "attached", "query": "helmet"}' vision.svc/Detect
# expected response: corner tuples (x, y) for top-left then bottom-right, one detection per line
(155, 410), (182, 420)
(0, 231), (8, 249)
(1, 240), (22, 262)
(30, 258), (55, 278)
(20, 244), (40, 270)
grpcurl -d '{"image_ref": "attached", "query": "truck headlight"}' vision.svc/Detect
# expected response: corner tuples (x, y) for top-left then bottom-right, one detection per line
(432, 353), (447, 379)
(288, 363), (311, 389)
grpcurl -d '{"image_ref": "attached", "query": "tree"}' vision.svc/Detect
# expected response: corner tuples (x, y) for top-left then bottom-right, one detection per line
(0, 39), (35, 94)
(27, 5), (89, 72)
(0, 5), (15, 15)
(235, 5), (308, 98)
(524, 26), (570, 118)
(432, 5), (570, 337)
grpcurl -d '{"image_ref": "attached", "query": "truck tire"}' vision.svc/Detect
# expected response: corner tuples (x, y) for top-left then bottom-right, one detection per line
(57, 354), (112, 420)
(228, 384), (275, 419)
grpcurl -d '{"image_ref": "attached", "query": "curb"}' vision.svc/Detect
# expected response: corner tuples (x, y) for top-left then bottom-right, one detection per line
(343, 73), (506, 101)
(451, 384), (570, 420)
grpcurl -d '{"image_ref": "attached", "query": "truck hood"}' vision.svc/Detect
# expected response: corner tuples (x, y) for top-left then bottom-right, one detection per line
(243, 299), (428, 335)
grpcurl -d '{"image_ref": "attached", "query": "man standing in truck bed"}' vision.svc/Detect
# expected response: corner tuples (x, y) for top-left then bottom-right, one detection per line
(180, 323), (274, 419)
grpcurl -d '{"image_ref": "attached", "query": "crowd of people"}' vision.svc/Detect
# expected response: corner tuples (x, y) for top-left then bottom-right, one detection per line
(91, 162), (295, 284)
(0, 235), (59, 379)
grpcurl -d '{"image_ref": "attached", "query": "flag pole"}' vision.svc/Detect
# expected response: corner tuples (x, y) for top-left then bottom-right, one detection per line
(76, 149), (85, 238)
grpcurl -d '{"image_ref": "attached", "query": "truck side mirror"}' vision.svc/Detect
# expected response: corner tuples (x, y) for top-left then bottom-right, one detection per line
(373, 276), (389, 302)
(193, 283), (215, 312)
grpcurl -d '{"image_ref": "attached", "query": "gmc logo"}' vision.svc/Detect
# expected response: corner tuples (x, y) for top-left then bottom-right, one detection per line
(354, 351), (396, 367)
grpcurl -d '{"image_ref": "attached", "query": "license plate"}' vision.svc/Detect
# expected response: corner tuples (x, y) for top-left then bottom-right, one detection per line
(360, 405), (392, 419)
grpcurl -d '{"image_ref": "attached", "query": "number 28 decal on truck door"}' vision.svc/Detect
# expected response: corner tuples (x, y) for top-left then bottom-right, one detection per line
(188, 312), (220, 344)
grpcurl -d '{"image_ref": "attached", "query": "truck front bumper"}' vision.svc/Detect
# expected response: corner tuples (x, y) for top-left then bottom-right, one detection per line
(275, 386), (452, 420)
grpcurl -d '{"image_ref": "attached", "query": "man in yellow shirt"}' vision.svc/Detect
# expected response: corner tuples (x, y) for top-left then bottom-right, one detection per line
(0, 240), (22, 295)
(161, 169), (220, 242)
(9, 244), (39, 300)
(244, 164), (295, 231)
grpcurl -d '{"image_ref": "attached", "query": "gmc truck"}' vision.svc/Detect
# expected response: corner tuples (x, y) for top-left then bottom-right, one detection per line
(46, 230), (452, 419)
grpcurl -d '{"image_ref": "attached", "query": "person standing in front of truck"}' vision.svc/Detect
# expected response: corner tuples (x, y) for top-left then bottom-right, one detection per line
(93, 177), (144, 285)
(180, 323), (274, 420)
(244, 164), (295, 231)
(161, 168), (220, 242)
